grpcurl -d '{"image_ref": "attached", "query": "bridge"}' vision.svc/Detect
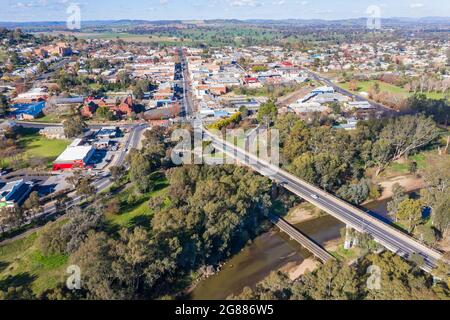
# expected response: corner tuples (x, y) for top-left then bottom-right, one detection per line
(203, 128), (444, 272)
(269, 214), (334, 263)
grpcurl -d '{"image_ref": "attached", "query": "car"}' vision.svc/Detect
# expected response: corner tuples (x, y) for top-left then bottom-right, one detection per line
(311, 194), (320, 200)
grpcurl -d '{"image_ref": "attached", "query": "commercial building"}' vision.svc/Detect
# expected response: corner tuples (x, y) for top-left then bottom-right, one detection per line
(9, 101), (45, 120)
(53, 139), (95, 171)
(0, 179), (33, 208)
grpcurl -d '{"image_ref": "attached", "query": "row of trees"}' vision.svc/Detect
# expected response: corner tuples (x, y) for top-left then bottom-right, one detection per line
(272, 113), (440, 205)
(29, 164), (274, 300)
(230, 251), (449, 300)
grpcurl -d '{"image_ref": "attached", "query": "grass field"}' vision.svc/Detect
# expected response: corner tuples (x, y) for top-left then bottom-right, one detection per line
(1, 129), (70, 169)
(106, 178), (170, 228)
(33, 31), (186, 43)
(340, 80), (446, 100)
(0, 223), (69, 295)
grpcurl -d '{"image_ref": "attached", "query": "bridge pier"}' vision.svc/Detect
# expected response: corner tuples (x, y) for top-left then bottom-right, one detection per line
(344, 226), (356, 250)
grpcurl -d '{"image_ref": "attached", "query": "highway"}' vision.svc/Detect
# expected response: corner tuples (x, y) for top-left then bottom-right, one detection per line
(204, 129), (444, 272)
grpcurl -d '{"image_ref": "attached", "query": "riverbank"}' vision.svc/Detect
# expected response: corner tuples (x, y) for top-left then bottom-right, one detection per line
(376, 174), (427, 201)
(285, 202), (326, 224)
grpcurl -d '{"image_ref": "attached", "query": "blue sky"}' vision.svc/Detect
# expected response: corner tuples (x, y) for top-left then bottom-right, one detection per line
(1, 0), (449, 22)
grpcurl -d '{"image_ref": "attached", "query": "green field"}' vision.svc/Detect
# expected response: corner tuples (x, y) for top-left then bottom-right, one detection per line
(1, 129), (70, 169)
(0, 225), (69, 296)
(340, 80), (446, 100)
(106, 179), (169, 228)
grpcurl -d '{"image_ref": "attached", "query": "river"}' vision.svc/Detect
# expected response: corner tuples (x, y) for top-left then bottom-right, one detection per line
(189, 190), (421, 300)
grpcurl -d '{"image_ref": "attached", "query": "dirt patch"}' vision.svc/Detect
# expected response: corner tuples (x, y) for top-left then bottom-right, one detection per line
(276, 86), (311, 106)
(285, 203), (325, 224)
(377, 174), (427, 201)
(281, 258), (320, 281)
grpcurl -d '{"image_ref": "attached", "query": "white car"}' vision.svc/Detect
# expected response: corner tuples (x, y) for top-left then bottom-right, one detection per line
(311, 194), (320, 200)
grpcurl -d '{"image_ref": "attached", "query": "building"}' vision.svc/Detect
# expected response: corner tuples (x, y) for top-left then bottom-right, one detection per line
(96, 127), (119, 139)
(82, 96), (135, 118)
(39, 126), (66, 140)
(0, 179), (33, 208)
(53, 139), (95, 171)
(9, 101), (45, 120)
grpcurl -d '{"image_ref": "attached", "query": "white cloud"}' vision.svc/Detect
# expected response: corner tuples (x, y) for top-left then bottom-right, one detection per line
(410, 3), (424, 8)
(230, 0), (262, 7)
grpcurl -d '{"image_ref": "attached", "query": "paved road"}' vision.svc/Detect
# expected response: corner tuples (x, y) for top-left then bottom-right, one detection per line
(305, 69), (396, 115)
(179, 48), (194, 117)
(204, 129), (444, 272)
(16, 121), (138, 130)
(1, 123), (148, 235)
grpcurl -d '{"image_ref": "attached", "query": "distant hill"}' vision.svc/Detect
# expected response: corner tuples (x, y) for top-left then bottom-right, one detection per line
(0, 17), (449, 30)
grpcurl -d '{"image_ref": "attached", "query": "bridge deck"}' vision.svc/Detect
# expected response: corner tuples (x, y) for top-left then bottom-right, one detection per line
(269, 214), (334, 263)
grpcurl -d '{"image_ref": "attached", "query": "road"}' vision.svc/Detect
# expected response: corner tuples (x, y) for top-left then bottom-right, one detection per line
(204, 129), (444, 272)
(179, 48), (194, 117)
(1, 123), (148, 234)
(304, 69), (396, 115)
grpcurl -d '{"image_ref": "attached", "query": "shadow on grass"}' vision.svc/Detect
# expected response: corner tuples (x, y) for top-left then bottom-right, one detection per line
(129, 215), (152, 229)
(0, 261), (10, 273)
(0, 272), (36, 291)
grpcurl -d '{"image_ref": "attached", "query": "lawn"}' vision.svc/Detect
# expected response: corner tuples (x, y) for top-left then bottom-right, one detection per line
(0, 223), (69, 296)
(1, 129), (70, 169)
(340, 80), (446, 100)
(106, 178), (170, 228)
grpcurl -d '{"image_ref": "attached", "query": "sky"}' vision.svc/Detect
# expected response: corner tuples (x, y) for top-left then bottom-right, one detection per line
(0, 0), (449, 22)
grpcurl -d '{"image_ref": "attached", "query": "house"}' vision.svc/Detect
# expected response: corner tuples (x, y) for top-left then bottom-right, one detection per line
(345, 101), (374, 111)
(333, 118), (359, 131)
(0, 179), (33, 208)
(53, 139), (95, 171)
(82, 96), (135, 118)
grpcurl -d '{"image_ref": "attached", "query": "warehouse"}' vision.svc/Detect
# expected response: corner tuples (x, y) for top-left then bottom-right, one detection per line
(53, 140), (95, 171)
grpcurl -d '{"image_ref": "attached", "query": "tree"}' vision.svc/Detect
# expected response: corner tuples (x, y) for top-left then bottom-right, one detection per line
(414, 224), (437, 246)
(396, 199), (423, 233)
(110, 165), (125, 184)
(257, 100), (278, 126)
(75, 177), (95, 200)
(387, 183), (408, 216)
(337, 178), (371, 205)
(96, 106), (115, 120)
(373, 115), (439, 175)
(0, 206), (25, 233)
(60, 205), (104, 254)
(128, 150), (155, 193)
(0, 94), (9, 117)
(63, 115), (86, 138)
(420, 155), (450, 238)
(23, 191), (42, 218)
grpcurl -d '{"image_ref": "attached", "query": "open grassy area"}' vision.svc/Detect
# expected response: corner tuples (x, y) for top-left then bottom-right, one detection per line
(106, 178), (170, 228)
(0, 223), (69, 296)
(340, 80), (446, 100)
(1, 128), (70, 169)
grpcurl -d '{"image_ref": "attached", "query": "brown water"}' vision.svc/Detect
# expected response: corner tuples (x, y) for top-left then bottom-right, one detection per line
(189, 215), (344, 300)
(189, 190), (422, 300)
